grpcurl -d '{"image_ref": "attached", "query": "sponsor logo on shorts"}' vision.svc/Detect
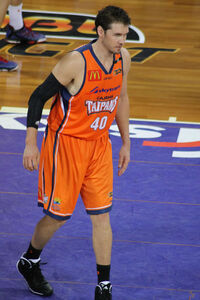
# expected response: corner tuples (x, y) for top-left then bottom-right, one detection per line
(43, 194), (48, 204)
(38, 188), (42, 198)
(52, 197), (62, 211)
(53, 197), (61, 204)
(38, 188), (48, 204)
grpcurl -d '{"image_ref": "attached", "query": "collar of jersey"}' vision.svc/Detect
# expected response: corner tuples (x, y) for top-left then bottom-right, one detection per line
(89, 40), (115, 75)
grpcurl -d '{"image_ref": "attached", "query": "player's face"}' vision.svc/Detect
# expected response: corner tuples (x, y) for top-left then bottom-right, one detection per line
(103, 23), (129, 54)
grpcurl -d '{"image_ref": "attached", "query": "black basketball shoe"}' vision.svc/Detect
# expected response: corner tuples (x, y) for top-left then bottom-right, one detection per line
(95, 281), (112, 300)
(16, 254), (53, 296)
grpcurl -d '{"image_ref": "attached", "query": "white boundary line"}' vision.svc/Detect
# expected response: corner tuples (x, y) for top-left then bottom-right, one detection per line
(0, 106), (50, 115)
(1, 106), (200, 125)
(168, 116), (177, 122)
(128, 117), (200, 125)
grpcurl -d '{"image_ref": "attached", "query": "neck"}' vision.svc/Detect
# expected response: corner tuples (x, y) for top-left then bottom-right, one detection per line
(92, 39), (113, 61)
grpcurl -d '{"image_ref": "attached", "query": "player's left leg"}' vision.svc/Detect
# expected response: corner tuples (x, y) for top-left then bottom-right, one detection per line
(90, 213), (113, 300)
(90, 213), (112, 265)
(81, 134), (113, 299)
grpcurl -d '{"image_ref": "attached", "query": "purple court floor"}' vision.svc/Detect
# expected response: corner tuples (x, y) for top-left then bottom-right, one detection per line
(0, 112), (200, 300)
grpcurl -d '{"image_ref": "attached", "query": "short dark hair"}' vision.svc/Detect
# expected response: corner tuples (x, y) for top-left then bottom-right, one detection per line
(95, 6), (131, 33)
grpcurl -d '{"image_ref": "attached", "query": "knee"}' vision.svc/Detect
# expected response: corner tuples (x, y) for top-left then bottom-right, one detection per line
(42, 215), (67, 229)
(90, 213), (110, 228)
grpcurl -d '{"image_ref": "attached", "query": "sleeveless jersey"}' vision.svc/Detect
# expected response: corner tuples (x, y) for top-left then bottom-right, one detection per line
(47, 40), (123, 140)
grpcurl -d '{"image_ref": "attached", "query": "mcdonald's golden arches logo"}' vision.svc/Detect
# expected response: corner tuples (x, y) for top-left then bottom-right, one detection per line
(88, 70), (102, 81)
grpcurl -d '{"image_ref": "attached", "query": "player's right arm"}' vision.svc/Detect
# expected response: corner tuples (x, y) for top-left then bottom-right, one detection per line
(23, 51), (84, 171)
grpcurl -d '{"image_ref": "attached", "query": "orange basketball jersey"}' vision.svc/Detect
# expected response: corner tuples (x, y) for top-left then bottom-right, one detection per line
(47, 40), (123, 139)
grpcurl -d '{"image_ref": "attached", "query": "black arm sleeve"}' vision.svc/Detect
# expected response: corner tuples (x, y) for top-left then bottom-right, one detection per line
(27, 72), (63, 129)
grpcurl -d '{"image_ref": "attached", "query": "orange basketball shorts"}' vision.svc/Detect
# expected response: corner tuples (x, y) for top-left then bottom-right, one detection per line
(38, 128), (113, 220)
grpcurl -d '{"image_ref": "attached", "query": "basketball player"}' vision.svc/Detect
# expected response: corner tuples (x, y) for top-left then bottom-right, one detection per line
(0, 0), (45, 71)
(17, 6), (131, 300)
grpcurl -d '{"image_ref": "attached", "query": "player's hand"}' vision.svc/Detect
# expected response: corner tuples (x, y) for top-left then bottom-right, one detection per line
(23, 144), (40, 171)
(118, 143), (130, 176)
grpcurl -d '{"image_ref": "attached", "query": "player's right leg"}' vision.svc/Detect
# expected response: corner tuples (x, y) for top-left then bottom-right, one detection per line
(91, 213), (113, 300)
(17, 215), (66, 296)
(17, 129), (86, 296)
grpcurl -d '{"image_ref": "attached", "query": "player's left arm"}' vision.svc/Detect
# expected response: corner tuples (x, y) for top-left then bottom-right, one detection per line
(115, 47), (131, 176)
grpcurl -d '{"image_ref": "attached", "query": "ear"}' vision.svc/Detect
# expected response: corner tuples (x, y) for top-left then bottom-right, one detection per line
(97, 25), (105, 38)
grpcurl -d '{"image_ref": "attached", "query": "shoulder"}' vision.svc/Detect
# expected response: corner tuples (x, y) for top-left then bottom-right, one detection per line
(58, 51), (85, 71)
(52, 51), (85, 85)
(121, 47), (131, 60)
(121, 47), (131, 74)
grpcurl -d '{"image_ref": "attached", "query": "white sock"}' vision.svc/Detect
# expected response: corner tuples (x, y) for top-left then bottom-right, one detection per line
(8, 3), (23, 31)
